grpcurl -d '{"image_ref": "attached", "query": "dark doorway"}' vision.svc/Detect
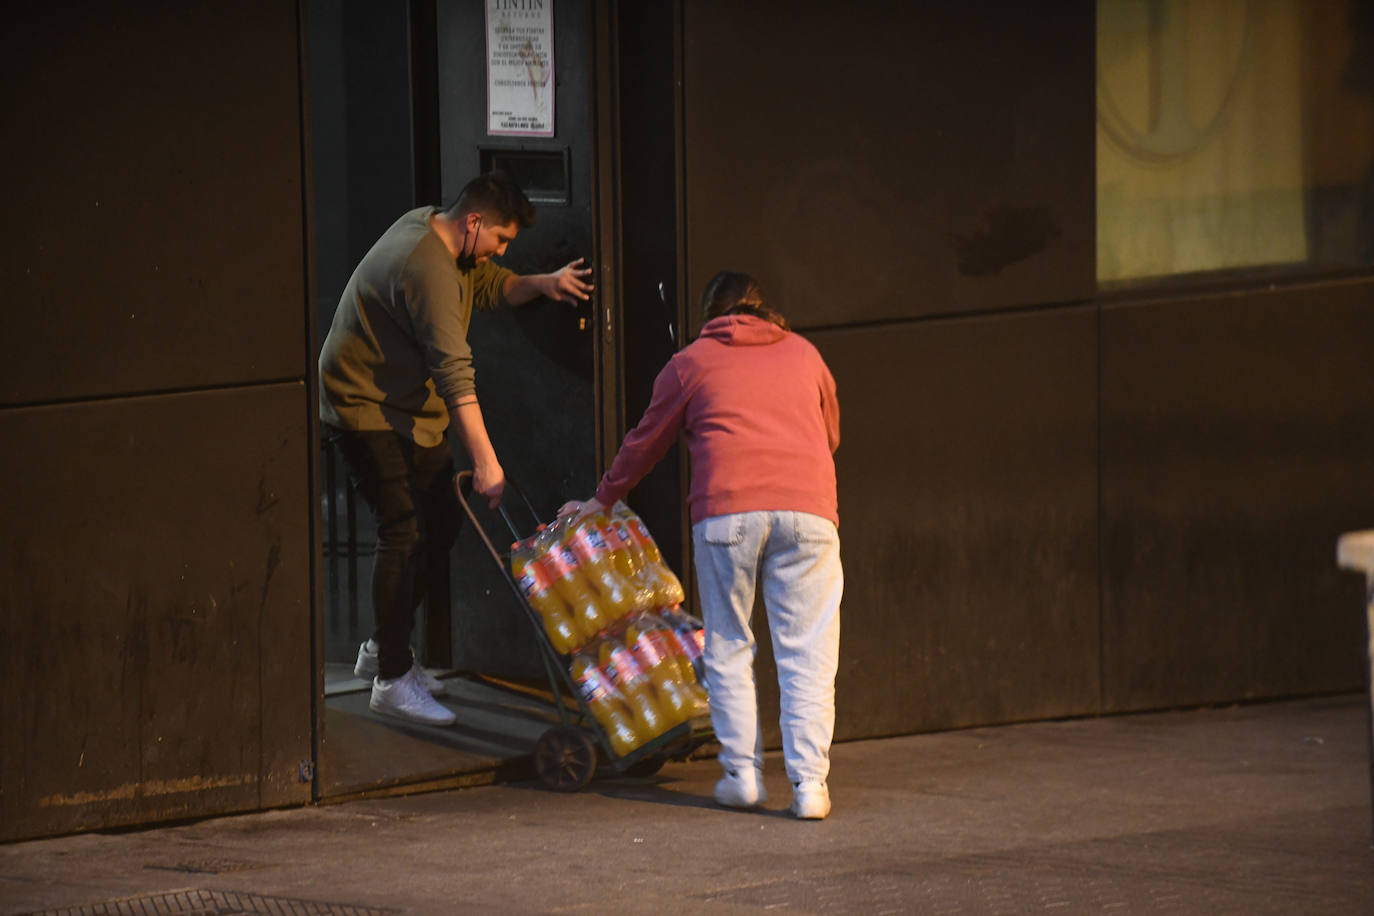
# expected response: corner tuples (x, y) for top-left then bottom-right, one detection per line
(308, 0), (600, 798)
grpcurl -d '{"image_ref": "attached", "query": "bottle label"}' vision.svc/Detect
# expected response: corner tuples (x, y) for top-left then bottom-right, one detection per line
(672, 627), (703, 661)
(603, 522), (632, 551)
(606, 645), (647, 688)
(575, 665), (617, 705)
(516, 561), (552, 598)
(570, 524), (609, 563)
(633, 631), (665, 668)
(540, 545), (579, 579)
(629, 519), (653, 546)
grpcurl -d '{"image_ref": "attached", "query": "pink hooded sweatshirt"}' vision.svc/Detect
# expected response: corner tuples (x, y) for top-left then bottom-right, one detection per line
(595, 313), (840, 526)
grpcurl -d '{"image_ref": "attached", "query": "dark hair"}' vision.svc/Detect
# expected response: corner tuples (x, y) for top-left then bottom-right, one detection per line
(700, 270), (789, 330)
(445, 171), (537, 229)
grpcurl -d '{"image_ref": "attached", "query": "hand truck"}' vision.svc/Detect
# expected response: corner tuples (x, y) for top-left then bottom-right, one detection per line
(454, 471), (714, 791)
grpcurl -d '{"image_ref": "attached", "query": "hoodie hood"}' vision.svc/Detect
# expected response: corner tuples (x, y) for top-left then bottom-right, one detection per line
(697, 313), (788, 347)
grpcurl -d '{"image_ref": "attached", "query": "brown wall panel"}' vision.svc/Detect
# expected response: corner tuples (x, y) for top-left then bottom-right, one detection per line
(0, 385), (313, 841)
(1100, 280), (1374, 711)
(808, 309), (1100, 739)
(682, 1), (1095, 330)
(0, 1), (313, 840)
(675, 1), (1101, 741)
(0, 3), (306, 405)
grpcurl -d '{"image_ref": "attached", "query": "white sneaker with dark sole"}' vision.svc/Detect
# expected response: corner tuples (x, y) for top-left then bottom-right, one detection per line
(790, 781), (831, 819)
(355, 640), (446, 696)
(369, 668), (457, 727)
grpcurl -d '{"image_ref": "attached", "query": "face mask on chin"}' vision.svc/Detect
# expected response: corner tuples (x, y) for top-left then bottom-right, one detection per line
(456, 214), (483, 273)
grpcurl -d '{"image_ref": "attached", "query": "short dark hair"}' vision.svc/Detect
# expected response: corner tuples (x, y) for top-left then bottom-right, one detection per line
(445, 171), (536, 229)
(700, 270), (789, 330)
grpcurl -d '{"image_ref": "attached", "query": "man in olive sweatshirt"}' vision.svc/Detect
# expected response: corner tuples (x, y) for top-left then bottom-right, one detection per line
(319, 171), (592, 726)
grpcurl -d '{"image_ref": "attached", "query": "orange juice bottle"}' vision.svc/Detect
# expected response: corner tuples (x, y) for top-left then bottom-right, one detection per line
(511, 539), (583, 654)
(598, 634), (672, 740)
(615, 506), (686, 607)
(563, 517), (637, 619)
(645, 612), (709, 713)
(624, 615), (694, 725)
(606, 515), (654, 587)
(570, 653), (644, 756)
(660, 607), (709, 689)
(601, 515), (642, 578)
(536, 525), (613, 640)
(600, 518), (655, 612)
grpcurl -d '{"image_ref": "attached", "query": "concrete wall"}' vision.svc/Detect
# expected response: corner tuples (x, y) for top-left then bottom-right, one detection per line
(0, 2), (314, 841)
(672, 0), (1374, 744)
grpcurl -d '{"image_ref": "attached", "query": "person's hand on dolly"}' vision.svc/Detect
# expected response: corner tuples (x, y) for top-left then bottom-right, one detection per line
(471, 457), (505, 510)
(449, 396), (505, 509)
(558, 496), (604, 526)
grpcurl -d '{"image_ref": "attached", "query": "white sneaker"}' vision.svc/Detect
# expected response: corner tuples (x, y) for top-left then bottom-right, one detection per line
(790, 781), (831, 820)
(369, 668), (457, 726)
(713, 767), (766, 808)
(354, 640), (446, 696)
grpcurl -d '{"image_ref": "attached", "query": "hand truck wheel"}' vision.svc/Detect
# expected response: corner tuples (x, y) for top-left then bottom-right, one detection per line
(534, 725), (597, 792)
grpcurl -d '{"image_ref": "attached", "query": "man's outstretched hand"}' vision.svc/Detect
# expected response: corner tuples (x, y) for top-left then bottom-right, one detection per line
(542, 258), (594, 304)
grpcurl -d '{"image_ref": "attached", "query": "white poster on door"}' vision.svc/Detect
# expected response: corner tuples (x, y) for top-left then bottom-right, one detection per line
(486, 0), (555, 137)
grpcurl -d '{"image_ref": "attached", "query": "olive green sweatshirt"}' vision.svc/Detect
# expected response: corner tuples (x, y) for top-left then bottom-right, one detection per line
(318, 206), (513, 447)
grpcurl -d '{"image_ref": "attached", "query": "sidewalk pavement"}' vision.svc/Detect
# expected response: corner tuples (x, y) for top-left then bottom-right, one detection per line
(1, 694), (1370, 915)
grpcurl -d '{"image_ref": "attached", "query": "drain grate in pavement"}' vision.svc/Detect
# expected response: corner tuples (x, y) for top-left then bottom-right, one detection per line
(144, 858), (267, 875)
(18, 888), (401, 916)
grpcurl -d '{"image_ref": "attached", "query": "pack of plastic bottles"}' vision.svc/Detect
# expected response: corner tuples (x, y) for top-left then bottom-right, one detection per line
(569, 612), (710, 754)
(510, 502), (708, 756)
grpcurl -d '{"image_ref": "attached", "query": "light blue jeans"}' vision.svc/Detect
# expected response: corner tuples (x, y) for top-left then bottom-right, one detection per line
(692, 510), (843, 786)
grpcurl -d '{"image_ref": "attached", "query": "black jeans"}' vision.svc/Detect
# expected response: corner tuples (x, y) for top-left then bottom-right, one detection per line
(328, 427), (462, 680)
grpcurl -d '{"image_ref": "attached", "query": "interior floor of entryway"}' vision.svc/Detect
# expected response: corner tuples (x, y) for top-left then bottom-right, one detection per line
(319, 664), (569, 799)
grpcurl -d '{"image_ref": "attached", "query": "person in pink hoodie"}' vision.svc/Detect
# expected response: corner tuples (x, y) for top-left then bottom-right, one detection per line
(565, 270), (842, 819)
